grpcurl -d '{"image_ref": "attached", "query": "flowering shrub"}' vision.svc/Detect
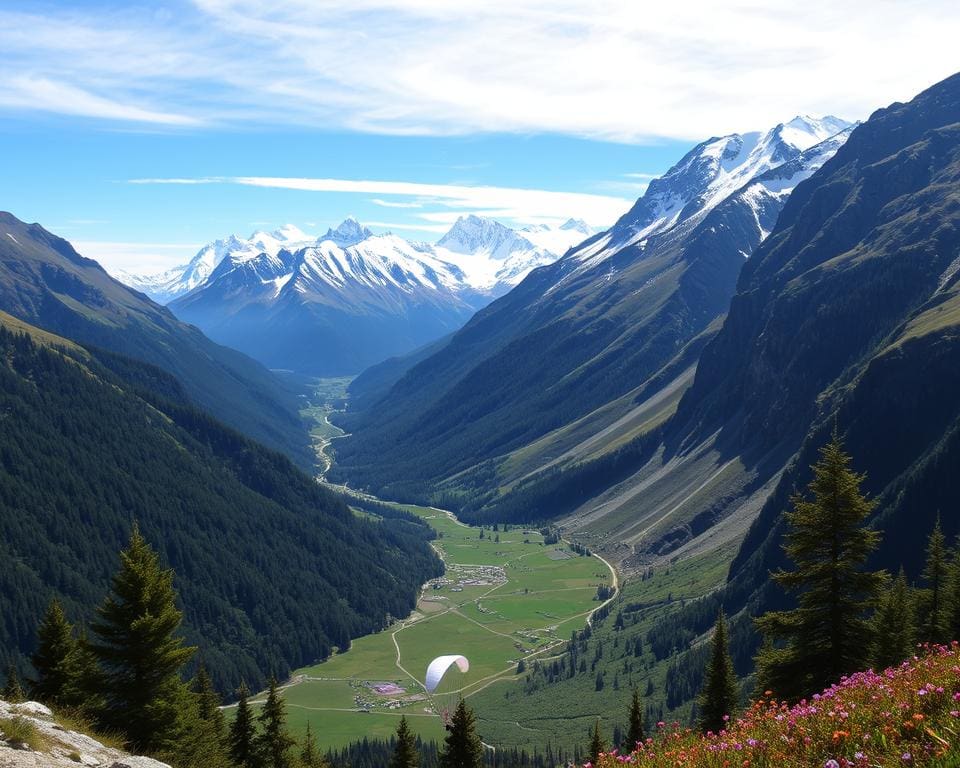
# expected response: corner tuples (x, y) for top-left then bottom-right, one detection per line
(594, 644), (960, 767)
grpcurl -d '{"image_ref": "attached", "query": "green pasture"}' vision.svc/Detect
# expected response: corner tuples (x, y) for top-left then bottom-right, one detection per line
(237, 502), (611, 750)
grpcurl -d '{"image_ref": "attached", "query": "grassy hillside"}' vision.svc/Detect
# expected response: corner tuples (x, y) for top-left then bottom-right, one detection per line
(0, 316), (442, 694)
(596, 644), (960, 767)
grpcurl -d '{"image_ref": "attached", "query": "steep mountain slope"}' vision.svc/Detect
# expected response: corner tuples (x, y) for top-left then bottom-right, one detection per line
(471, 73), (960, 575)
(116, 224), (314, 304)
(0, 213), (311, 464)
(167, 217), (591, 375)
(331, 116), (852, 500)
(0, 312), (442, 693)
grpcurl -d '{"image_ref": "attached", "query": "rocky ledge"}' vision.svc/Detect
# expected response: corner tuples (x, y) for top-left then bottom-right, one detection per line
(0, 699), (169, 768)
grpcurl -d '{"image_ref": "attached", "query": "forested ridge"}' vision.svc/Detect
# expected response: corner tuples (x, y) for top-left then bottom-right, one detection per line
(0, 320), (443, 694)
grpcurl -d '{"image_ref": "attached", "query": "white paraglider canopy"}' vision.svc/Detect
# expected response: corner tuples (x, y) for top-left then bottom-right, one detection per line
(424, 654), (469, 693)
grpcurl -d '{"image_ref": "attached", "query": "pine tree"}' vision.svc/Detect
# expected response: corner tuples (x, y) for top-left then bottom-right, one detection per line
(871, 567), (916, 669)
(30, 598), (80, 706)
(919, 518), (951, 644)
(191, 663), (226, 737)
(90, 524), (197, 751)
(587, 719), (605, 764)
(388, 715), (419, 768)
(300, 722), (328, 768)
(624, 687), (645, 751)
(2, 664), (25, 702)
(698, 610), (739, 733)
(70, 628), (105, 715)
(755, 431), (884, 701)
(256, 676), (296, 768)
(229, 682), (257, 768)
(438, 699), (483, 768)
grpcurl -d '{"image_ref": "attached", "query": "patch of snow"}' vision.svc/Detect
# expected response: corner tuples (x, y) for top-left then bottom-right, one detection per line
(5, 232), (19, 245)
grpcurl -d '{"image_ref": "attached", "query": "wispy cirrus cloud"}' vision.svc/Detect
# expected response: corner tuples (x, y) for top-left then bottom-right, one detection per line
(2, 1), (958, 138)
(128, 175), (632, 228)
(0, 76), (201, 126)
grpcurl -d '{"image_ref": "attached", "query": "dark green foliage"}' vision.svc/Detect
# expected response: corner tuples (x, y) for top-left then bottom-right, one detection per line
(755, 434), (884, 701)
(300, 722), (328, 768)
(389, 715), (420, 768)
(919, 519), (952, 644)
(0, 324), (442, 693)
(697, 611), (739, 734)
(91, 525), (196, 751)
(439, 699), (483, 768)
(229, 683), (256, 768)
(587, 719), (605, 764)
(256, 677), (296, 768)
(2, 665), (24, 702)
(30, 599), (81, 707)
(872, 568), (916, 670)
(625, 687), (645, 750)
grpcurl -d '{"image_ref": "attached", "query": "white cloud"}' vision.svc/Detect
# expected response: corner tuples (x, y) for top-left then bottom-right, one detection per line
(128, 176), (632, 228)
(1, 2), (958, 138)
(72, 240), (201, 273)
(370, 199), (424, 209)
(0, 76), (202, 126)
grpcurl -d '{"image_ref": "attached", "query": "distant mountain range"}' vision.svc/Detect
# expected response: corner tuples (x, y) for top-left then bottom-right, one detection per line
(117, 216), (593, 375)
(331, 115), (855, 499)
(0, 212), (311, 464)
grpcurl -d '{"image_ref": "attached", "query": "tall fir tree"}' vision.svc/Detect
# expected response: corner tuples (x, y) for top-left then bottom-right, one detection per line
(2, 664), (25, 702)
(438, 699), (483, 768)
(624, 687), (645, 751)
(389, 715), (420, 768)
(871, 567), (916, 669)
(919, 518), (951, 644)
(587, 719), (605, 764)
(755, 431), (884, 701)
(30, 599), (80, 707)
(229, 682), (257, 768)
(191, 663), (227, 738)
(90, 524), (197, 751)
(256, 676), (296, 768)
(300, 722), (329, 768)
(698, 610), (739, 734)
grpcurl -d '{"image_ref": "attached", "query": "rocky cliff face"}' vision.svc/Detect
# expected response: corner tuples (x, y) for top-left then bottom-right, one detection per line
(0, 700), (169, 768)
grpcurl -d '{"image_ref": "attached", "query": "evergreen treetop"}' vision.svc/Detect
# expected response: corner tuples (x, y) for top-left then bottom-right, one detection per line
(920, 518), (951, 644)
(228, 682), (256, 768)
(698, 609), (739, 734)
(588, 719), (605, 764)
(625, 687), (645, 750)
(438, 699), (483, 768)
(30, 598), (80, 706)
(2, 664), (25, 703)
(755, 431), (884, 701)
(91, 523), (196, 751)
(256, 676), (296, 768)
(388, 715), (420, 768)
(871, 567), (916, 670)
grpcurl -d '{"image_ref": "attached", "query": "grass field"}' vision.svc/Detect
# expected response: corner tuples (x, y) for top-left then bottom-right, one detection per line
(233, 501), (612, 750)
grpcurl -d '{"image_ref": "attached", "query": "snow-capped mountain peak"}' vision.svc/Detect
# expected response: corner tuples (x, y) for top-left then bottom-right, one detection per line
(322, 217), (374, 248)
(559, 218), (592, 233)
(437, 215), (533, 259)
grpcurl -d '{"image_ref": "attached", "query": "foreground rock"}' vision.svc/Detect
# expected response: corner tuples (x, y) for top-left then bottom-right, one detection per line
(0, 700), (169, 768)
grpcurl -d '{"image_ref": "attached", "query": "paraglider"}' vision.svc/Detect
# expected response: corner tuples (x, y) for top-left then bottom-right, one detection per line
(425, 654), (469, 693)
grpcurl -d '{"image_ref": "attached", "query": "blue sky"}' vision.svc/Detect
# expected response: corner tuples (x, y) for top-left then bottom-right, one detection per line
(2, 1), (958, 273)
